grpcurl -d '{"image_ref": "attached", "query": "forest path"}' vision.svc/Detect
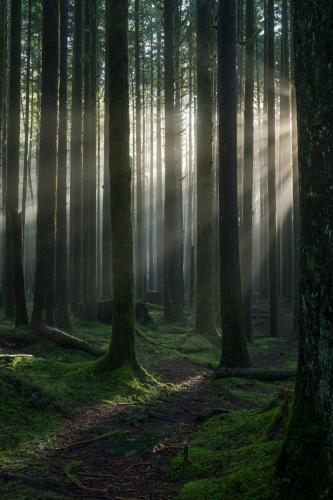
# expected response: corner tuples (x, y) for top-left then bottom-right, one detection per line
(28, 360), (224, 499)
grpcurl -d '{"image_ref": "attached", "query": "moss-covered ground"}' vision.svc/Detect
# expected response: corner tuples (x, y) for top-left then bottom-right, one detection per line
(0, 302), (297, 498)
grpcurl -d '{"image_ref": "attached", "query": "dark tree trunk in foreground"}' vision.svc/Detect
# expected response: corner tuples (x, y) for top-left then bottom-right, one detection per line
(70, 0), (83, 310)
(55, 0), (70, 328)
(155, 26), (163, 294)
(277, 1), (333, 496)
(195, 0), (216, 339)
(107, 0), (137, 369)
(102, 0), (112, 298)
(267, 0), (278, 337)
(163, 0), (183, 322)
(32, 0), (59, 325)
(242, 0), (254, 341)
(82, 0), (97, 320)
(6, 0), (28, 326)
(218, 0), (250, 368)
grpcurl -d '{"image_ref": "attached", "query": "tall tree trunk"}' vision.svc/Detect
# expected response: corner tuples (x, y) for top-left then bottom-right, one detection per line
(267, 0), (278, 337)
(107, 0), (137, 370)
(82, 0), (97, 320)
(290, 12), (299, 337)
(32, 0), (59, 325)
(277, 1), (333, 496)
(69, 0), (83, 311)
(135, 0), (145, 300)
(218, 0), (250, 368)
(6, 0), (28, 326)
(148, 27), (154, 291)
(21, 0), (32, 236)
(163, 0), (183, 322)
(102, 0), (112, 298)
(155, 22), (163, 295)
(242, 0), (254, 341)
(55, 0), (70, 328)
(195, 0), (216, 339)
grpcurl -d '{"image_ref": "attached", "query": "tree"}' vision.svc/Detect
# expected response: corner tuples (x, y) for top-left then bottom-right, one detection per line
(267, 0), (278, 337)
(277, 0), (333, 496)
(82, 0), (97, 320)
(107, 0), (137, 369)
(242, 0), (255, 341)
(55, 0), (70, 328)
(195, 0), (216, 339)
(6, 0), (28, 326)
(218, 0), (250, 368)
(134, 0), (145, 300)
(163, 0), (183, 322)
(32, 0), (59, 325)
(102, 0), (112, 299)
(69, 0), (83, 311)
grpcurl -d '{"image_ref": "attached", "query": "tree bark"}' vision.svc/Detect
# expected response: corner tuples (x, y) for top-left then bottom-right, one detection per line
(32, 0), (59, 325)
(195, 0), (216, 339)
(218, 0), (250, 368)
(107, 0), (137, 369)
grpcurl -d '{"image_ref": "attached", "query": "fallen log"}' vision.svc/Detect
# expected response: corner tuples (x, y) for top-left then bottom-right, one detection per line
(0, 329), (38, 348)
(215, 367), (296, 382)
(30, 321), (103, 357)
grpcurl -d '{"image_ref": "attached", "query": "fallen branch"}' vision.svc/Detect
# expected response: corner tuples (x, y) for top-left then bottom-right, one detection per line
(30, 321), (103, 357)
(56, 430), (122, 451)
(215, 367), (296, 382)
(136, 328), (158, 345)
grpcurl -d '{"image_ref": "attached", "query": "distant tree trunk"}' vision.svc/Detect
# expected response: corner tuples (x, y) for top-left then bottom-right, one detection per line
(279, 0), (292, 303)
(218, 0), (250, 368)
(155, 25), (163, 295)
(186, 16), (193, 304)
(107, 0), (137, 370)
(102, 0), (112, 298)
(55, 0), (70, 328)
(277, 1), (333, 496)
(135, 0), (145, 300)
(195, 0), (216, 339)
(163, 0), (183, 322)
(267, 0), (278, 337)
(21, 0), (32, 235)
(6, 0), (28, 326)
(148, 27), (154, 290)
(259, 0), (268, 298)
(69, 0), (83, 311)
(32, 0), (59, 325)
(242, 0), (254, 342)
(290, 14), (299, 337)
(82, 0), (97, 320)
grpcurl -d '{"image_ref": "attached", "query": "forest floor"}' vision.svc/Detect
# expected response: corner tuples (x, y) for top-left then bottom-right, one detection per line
(0, 299), (297, 499)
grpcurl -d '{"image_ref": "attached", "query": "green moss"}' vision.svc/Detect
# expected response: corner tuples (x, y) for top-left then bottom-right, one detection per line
(172, 400), (291, 499)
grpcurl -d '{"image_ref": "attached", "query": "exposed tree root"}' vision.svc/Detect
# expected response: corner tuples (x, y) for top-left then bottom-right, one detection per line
(215, 367), (296, 381)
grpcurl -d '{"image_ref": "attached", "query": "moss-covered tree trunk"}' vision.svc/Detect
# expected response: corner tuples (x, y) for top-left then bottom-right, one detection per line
(55, 0), (70, 328)
(277, 0), (333, 496)
(69, 0), (83, 311)
(32, 0), (59, 325)
(218, 0), (250, 368)
(241, 0), (254, 342)
(163, 0), (183, 322)
(195, 0), (216, 339)
(107, 0), (137, 370)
